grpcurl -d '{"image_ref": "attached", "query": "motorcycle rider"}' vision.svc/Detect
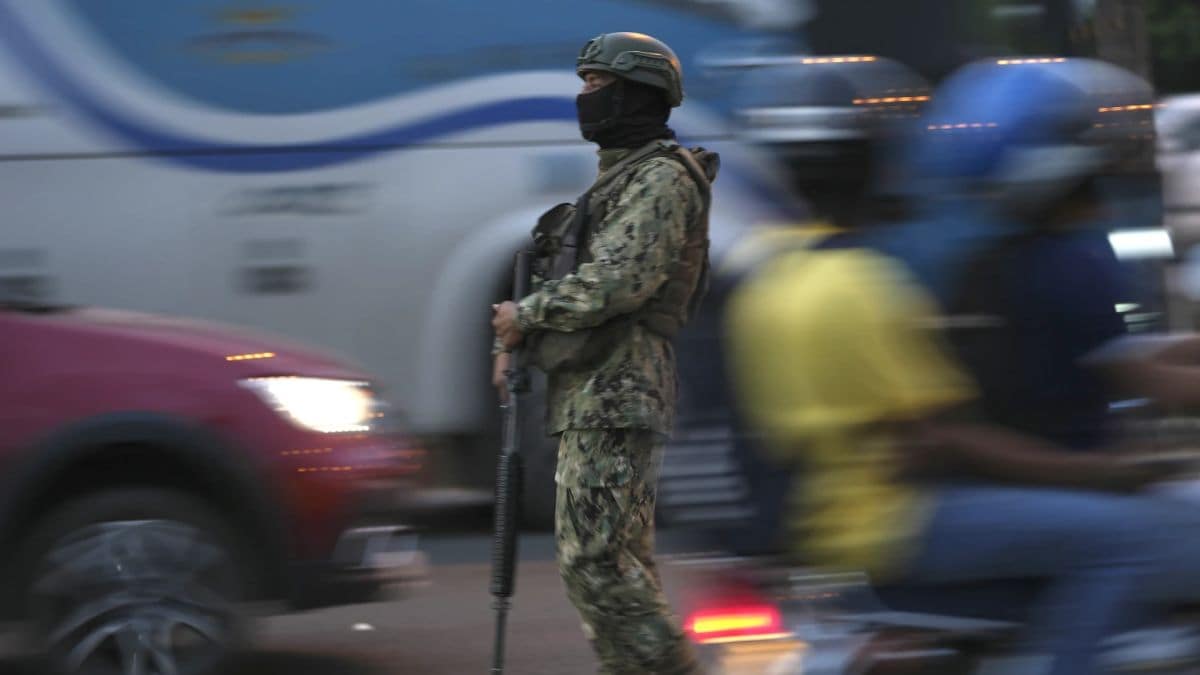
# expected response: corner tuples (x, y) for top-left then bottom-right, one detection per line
(723, 56), (1200, 675)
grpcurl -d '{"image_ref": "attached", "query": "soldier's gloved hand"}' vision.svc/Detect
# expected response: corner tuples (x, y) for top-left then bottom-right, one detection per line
(493, 351), (511, 405)
(492, 301), (524, 350)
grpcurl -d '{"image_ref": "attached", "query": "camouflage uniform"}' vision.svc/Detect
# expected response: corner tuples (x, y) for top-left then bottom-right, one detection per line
(516, 148), (705, 674)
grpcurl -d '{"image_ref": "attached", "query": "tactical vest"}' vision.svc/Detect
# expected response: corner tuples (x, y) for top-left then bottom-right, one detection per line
(526, 138), (719, 372)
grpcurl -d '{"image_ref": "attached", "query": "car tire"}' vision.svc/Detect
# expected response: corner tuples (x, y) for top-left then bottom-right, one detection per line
(16, 487), (252, 675)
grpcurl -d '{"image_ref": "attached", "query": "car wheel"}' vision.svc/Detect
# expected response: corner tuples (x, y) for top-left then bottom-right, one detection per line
(18, 488), (250, 675)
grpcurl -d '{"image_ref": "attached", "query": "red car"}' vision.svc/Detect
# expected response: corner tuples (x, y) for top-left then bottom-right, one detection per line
(0, 299), (427, 674)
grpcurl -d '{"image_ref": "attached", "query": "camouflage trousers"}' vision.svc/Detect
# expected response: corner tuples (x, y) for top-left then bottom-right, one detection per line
(555, 429), (700, 675)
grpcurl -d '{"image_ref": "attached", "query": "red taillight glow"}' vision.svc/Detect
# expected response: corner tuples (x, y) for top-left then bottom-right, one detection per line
(684, 604), (789, 644)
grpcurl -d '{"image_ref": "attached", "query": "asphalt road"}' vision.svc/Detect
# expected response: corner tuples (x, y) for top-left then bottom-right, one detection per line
(0, 531), (713, 675)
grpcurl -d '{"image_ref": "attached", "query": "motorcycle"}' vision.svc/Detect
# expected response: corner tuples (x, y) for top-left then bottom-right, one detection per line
(667, 417), (1200, 675)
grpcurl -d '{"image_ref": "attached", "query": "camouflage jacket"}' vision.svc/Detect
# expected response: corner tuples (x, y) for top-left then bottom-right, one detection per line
(516, 146), (706, 434)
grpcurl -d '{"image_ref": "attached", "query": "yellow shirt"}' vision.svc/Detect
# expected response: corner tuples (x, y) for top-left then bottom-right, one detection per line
(716, 222), (837, 279)
(724, 242), (975, 580)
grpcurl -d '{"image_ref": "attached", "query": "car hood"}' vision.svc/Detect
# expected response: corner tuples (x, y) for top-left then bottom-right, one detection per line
(33, 306), (366, 379)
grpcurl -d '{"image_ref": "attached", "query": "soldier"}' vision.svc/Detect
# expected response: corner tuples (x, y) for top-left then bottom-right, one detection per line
(491, 32), (716, 675)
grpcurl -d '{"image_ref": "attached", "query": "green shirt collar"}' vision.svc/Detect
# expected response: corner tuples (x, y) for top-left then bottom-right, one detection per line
(597, 148), (632, 173)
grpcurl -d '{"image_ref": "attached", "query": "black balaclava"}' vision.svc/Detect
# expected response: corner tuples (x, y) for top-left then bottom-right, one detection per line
(576, 78), (675, 150)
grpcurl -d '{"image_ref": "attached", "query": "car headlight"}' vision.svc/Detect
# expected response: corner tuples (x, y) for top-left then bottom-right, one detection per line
(241, 377), (375, 434)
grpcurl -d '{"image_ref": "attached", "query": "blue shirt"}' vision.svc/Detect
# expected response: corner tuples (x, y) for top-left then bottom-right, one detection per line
(995, 230), (1130, 448)
(878, 217), (1131, 450)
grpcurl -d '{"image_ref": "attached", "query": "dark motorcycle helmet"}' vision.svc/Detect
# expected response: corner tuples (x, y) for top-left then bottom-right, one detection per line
(733, 55), (932, 224)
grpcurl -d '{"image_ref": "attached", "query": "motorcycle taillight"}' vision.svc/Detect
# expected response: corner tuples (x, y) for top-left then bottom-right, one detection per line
(684, 603), (789, 644)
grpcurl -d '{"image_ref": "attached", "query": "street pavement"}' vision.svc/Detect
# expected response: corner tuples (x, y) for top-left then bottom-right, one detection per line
(0, 531), (713, 675)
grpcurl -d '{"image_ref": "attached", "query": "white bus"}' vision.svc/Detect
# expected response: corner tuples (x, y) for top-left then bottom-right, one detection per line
(0, 0), (804, 522)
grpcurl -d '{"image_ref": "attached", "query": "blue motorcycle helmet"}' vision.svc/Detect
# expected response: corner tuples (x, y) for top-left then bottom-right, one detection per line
(861, 57), (1160, 307)
(906, 56), (1158, 223)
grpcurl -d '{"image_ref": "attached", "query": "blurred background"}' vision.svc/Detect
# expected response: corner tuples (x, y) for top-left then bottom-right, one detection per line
(0, 1), (1198, 674)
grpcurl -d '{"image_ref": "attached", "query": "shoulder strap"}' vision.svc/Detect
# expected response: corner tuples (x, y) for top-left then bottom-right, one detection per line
(663, 143), (718, 321)
(667, 144), (715, 196)
(600, 139), (679, 190)
(556, 140), (681, 266)
(554, 140), (692, 279)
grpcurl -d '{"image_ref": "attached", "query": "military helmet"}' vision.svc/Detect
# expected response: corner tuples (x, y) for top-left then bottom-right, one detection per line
(577, 32), (684, 106)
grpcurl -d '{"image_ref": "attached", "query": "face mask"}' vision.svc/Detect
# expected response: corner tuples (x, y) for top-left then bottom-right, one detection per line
(576, 81), (622, 142)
